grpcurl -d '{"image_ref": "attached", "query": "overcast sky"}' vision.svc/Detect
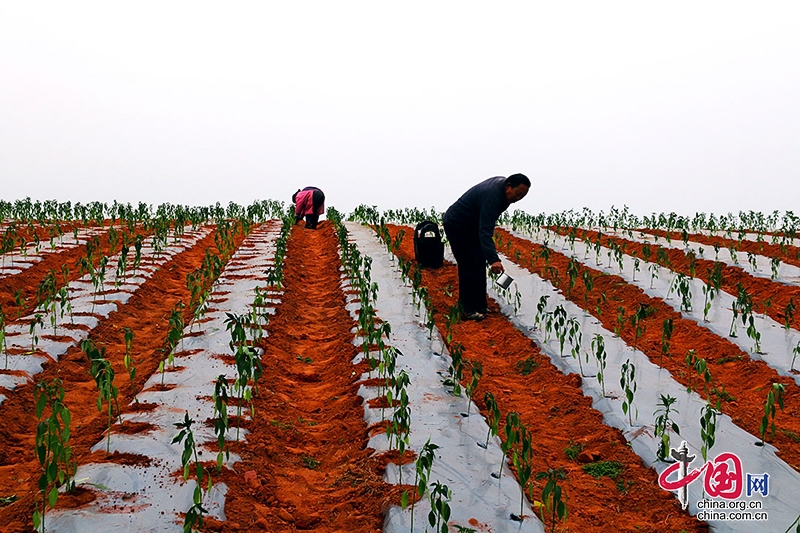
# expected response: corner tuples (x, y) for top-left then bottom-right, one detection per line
(1, 2), (799, 217)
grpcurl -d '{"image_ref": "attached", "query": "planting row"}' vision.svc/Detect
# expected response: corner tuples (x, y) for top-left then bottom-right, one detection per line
(640, 228), (800, 268)
(0, 217), (253, 533)
(0, 226), (109, 278)
(501, 207), (800, 249)
(0, 227), (213, 404)
(0, 198), (286, 228)
(357, 208), (800, 532)
(501, 226), (800, 384)
(201, 214), (402, 531)
(338, 217), (546, 533)
(361, 219), (706, 533)
(46, 221), (283, 532)
(537, 224), (800, 333)
(489, 228), (800, 531)
(617, 229), (800, 286)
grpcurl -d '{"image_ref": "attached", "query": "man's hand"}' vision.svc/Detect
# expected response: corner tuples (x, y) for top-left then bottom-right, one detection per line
(490, 261), (504, 275)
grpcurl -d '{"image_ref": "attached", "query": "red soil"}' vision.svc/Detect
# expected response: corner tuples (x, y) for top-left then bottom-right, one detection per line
(642, 229), (800, 270)
(0, 224), (116, 319)
(495, 228), (800, 471)
(550, 226), (800, 331)
(211, 221), (400, 532)
(385, 224), (707, 533)
(0, 224), (243, 532)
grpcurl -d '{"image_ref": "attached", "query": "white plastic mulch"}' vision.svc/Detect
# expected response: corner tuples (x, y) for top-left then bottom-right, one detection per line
(0, 227), (107, 278)
(46, 223), (281, 532)
(1, 227), (212, 405)
(345, 221), (546, 533)
(493, 231), (800, 532)
(601, 227), (800, 288)
(505, 227), (800, 387)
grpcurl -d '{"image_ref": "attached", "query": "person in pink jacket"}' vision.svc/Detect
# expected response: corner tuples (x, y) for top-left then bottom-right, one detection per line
(292, 186), (326, 229)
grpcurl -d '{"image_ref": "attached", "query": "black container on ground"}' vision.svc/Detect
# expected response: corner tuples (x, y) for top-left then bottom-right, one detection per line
(414, 221), (444, 268)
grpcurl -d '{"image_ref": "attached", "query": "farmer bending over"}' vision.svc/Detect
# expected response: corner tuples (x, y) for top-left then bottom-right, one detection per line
(292, 186), (325, 229)
(443, 174), (530, 321)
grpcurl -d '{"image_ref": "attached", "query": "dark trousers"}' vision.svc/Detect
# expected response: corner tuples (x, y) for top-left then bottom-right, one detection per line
(304, 190), (325, 229)
(444, 222), (487, 314)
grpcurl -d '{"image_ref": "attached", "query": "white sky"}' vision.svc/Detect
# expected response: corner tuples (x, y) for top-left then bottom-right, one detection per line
(1, 1), (799, 217)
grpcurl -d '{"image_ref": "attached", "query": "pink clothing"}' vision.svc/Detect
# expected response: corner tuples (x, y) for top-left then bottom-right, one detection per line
(295, 189), (325, 216)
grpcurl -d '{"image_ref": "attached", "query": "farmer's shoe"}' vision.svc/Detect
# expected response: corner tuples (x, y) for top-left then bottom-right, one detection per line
(464, 311), (486, 321)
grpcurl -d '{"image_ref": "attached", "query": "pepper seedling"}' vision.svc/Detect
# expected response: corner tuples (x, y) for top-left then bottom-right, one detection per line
(700, 403), (718, 462)
(122, 327), (136, 401)
(0, 305), (8, 370)
(405, 439), (438, 533)
(427, 481), (453, 533)
(498, 412), (520, 479)
(82, 339), (121, 455)
(480, 391), (501, 449)
(591, 334), (607, 397)
(172, 412), (210, 533)
(535, 467), (568, 533)
(512, 423), (534, 520)
(464, 361), (482, 417)
(29, 313), (44, 351)
(759, 383), (786, 446)
(653, 394), (680, 462)
(620, 359), (638, 426)
(212, 375), (230, 471)
(702, 262), (723, 322)
(32, 378), (75, 533)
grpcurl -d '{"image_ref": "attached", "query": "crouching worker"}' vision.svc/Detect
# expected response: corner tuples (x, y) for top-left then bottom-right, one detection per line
(292, 186), (325, 229)
(443, 174), (530, 321)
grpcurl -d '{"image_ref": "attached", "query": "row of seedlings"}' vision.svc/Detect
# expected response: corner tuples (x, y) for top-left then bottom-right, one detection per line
(509, 207), (800, 249)
(333, 210), (456, 533)
(1, 201), (286, 371)
(599, 225), (800, 286)
(45, 218), (285, 533)
(25, 219), (244, 533)
(0, 198), (285, 277)
(0, 225), (213, 405)
(485, 227), (800, 531)
(342, 210), (548, 533)
(24, 205), (283, 532)
(0, 199), (286, 233)
(501, 226), (800, 384)
(535, 218), (800, 335)
(0, 225), (109, 278)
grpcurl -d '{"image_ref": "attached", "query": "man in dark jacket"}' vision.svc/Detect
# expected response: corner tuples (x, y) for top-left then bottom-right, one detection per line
(443, 174), (530, 320)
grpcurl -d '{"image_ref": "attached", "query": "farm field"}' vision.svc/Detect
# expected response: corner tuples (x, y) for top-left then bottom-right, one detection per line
(1, 199), (800, 532)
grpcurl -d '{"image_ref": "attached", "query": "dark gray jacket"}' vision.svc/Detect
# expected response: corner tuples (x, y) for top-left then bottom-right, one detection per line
(443, 176), (510, 265)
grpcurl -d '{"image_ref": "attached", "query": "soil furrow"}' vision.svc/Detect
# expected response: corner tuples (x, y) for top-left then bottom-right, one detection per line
(215, 221), (397, 532)
(384, 224), (706, 533)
